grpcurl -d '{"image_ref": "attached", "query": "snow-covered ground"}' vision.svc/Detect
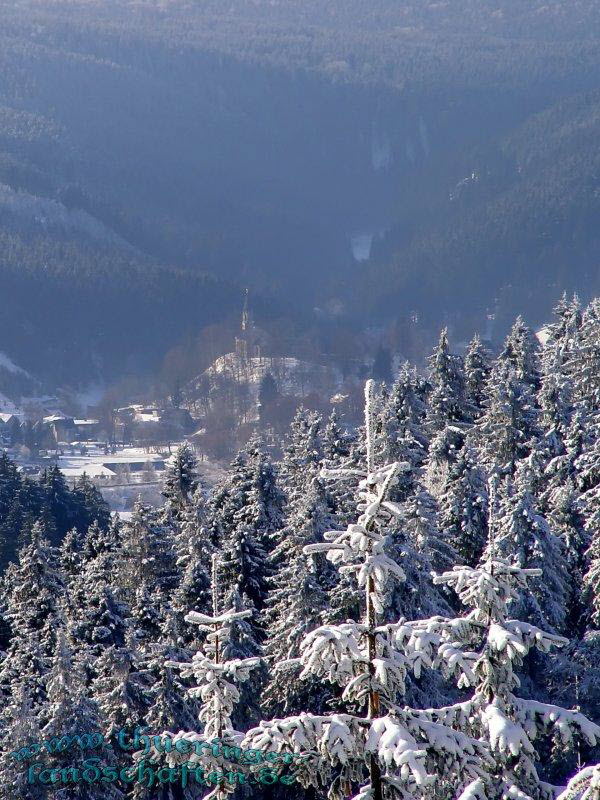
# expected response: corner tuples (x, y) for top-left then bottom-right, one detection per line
(55, 445), (165, 479)
(51, 443), (225, 514)
(103, 483), (166, 516)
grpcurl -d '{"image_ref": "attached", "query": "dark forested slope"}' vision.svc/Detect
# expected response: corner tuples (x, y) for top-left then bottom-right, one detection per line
(1, 0), (600, 384)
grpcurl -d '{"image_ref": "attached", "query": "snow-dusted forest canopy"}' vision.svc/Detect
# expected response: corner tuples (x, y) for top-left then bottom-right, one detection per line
(4, 296), (600, 798)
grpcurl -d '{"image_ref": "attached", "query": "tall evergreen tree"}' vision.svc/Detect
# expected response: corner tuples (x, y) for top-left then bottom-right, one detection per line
(434, 556), (600, 800)
(219, 523), (270, 621)
(438, 447), (488, 566)
(400, 483), (457, 574)
(39, 465), (75, 544)
(91, 636), (149, 739)
(41, 628), (123, 799)
(322, 408), (350, 464)
(158, 569), (262, 783)
(378, 373), (428, 479)
(539, 370), (574, 459)
(172, 529), (212, 647)
(0, 684), (45, 800)
(173, 485), (211, 575)
(118, 502), (178, 602)
(473, 359), (540, 474)
(465, 333), (492, 417)
(565, 297), (600, 407)
(243, 434), (285, 551)
(280, 408), (323, 506)
(484, 467), (569, 633)
(264, 479), (332, 715)
(426, 328), (467, 432)
(245, 381), (490, 800)
(72, 473), (111, 531)
(541, 293), (582, 377)
(500, 314), (541, 392)
(58, 527), (83, 590)
(0, 521), (66, 669)
(162, 442), (199, 519)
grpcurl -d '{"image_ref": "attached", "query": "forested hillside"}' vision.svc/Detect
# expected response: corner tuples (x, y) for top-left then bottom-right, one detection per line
(5, 297), (600, 797)
(2, 1), (600, 384)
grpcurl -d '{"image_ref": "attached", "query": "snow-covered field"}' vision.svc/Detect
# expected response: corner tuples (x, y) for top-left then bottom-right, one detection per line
(52, 444), (225, 513)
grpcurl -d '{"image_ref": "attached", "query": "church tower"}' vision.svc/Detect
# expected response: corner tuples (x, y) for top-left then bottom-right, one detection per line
(241, 287), (250, 332)
(235, 289), (252, 362)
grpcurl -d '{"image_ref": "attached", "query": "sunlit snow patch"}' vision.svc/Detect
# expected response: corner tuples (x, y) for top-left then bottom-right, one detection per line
(351, 233), (374, 262)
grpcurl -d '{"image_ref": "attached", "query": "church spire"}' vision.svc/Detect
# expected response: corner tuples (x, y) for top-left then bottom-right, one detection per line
(241, 288), (250, 332)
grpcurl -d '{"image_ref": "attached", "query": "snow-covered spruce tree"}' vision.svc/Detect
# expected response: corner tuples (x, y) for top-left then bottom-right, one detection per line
(500, 315), (542, 393)
(143, 637), (199, 746)
(207, 451), (251, 546)
(65, 521), (130, 660)
(172, 535), (212, 647)
(208, 435), (283, 553)
(210, 449), (272, 725)
(130, 579), (165, 651)
(541, 294), (582, 378)
(174, 484), (211, 575)
(0, 627), (47, 716)
(218, 518), (270, 624)
(323, 408), (351, 464)
(432, 555), (600, 800)
(58, 526), (83, 590)
(243, 381), (491, 800)
(162, 442), (199, 520)
(243, 433), (285, 551)
(378, 371), (429, 494)
(543, 406), (588, 500)
(465, 334), (492, 418)
(437, 447), (488, 567)
(321, 385), (393, 625)
(58, 528), (83, 595)
(472, 358), (540, 475)
(399, 482), (457, 575)
(583, 526), (600, 629)
(0, 684), (45, 800)
(68, 579), (130, 664)
(281, 408), (324, 507)
(564, 298), (600, 407)
(263, 478), (333, 715)
(40, 628), (124, 799)
(484, 466), (569, 634)
(145, 556), (262, 800)
(216, 583), (265, 731)
(117, 501), (178, 603)
(72, 472), (112, 532)
(425, 424), (466, 497)
(426, 328), (468, 433)
(91, 632), (150, 739)
(0, 521), (66, 707)
(546, 480), (589, 632)
(556, 766), (600, 800)
(538, 366), (574, 461)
